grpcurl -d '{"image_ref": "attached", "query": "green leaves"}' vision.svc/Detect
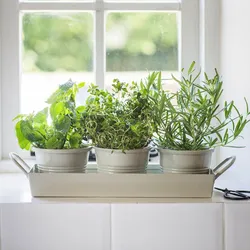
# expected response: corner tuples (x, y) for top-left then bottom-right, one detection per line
(13, 67), (250, 152)
(45, 136), (64, 149)
(188, 61), (196, 75)
(15, 121), (31, 150)
(33, 108), (48, 124)
(50, 102), (64, 120)
(16, 119), (46, 150)
(20, 120), (44, 143)
(46, 79), (82, 105)
(54, 116), (71, 133)
(77, 82), (85, 88)
(69, 133), (82, 148)
(155, 61), (250, 150)
(59, 80), (74, 91)
(85, 73), (160, 151)
(76, 105), (85, 113)
(13, 79), (88, 150)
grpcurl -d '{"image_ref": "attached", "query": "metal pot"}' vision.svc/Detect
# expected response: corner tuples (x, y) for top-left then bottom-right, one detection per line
(159, 148), (214, 174)
(33, 147), (91, 173)
(95, 147), (150, 174)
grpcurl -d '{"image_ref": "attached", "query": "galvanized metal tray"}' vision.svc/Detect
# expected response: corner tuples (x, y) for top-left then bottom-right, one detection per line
(9, 152), (236, 198)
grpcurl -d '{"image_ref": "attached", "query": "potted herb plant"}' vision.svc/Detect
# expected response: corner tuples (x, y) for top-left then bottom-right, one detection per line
(12, 80), (91, 173)
(154, 62), (250, 174)
(84, 73), (160, 173)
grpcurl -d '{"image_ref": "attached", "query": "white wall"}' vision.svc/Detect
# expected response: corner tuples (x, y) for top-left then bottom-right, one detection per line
(219, 0), (250, 174)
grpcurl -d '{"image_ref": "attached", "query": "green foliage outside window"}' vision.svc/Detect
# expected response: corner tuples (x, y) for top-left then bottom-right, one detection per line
(22, 12), (178, 72)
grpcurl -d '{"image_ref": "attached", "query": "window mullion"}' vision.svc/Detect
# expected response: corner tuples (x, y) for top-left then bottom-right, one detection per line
(19, 2), (95, 11)
(19, 2), (180, 11)
(95, 0), (105, 89)
(200, 0), (220, 75)
(103, 2), (180, 11)
(181, 0), (200, 70)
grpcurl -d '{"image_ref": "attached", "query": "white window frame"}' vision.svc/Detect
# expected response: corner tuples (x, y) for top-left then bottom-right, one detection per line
(0, 0), (219, 163)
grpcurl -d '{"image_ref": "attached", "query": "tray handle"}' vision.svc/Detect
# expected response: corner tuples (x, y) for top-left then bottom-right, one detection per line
(213, 156), (236, 180)
(9, 152), (31, 177)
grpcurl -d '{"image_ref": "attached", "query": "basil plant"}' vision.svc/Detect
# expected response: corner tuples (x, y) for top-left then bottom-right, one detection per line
(13, 80), (89, 150)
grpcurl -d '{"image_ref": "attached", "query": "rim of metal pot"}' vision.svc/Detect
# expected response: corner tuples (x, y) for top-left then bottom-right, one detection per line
(94, 146), (151, 154)
(158, 147), (214, 155)
(33, 146), (92, 154)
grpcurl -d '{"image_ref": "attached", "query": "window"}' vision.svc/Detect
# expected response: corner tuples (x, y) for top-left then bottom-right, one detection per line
(21, 12), (94, 113)
(105, 12), (179, 91)
(0, 0), (205, 160)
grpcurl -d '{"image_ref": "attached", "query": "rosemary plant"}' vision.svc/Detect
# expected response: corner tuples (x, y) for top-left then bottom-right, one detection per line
(154, 62), (250, 150)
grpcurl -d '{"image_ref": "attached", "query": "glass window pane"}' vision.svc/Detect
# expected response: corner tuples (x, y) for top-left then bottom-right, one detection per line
(106, 1), (179, 2)
(22, 0), (92, 2)
(106, 12), (179, 92)
(21, 12), (93, 113)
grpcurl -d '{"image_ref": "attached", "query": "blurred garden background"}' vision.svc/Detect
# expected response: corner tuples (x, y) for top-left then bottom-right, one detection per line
(21, 12), (179, 113)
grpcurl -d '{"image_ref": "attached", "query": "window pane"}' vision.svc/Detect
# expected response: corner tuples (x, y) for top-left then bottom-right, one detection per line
(104, 0), (181, 3)
(21, 12), (93, 113)
(22, 0), (92, 1)
(106, 12), (179, 92)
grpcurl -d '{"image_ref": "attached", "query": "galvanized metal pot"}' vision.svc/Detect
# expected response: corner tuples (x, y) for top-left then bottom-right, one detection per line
(95, 147), (150, 174)
(159, 148), (214, 174)
(33, 147), (91, 173)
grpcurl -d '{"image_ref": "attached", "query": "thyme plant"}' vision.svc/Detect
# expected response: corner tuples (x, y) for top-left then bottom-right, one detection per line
(154, 62), (250, 150)
(84, 72), (161, 151)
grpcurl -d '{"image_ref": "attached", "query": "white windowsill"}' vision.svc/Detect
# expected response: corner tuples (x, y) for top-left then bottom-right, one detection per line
(0, 159), (34, 173)
(0, 159), (101, 173)
(0, 158), (160, 173)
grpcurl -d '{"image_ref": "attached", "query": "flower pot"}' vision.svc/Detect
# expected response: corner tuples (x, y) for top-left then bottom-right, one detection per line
(33, 147), (91, 173)
(95, 147), (150, 174)
(159, 148), (214, 174)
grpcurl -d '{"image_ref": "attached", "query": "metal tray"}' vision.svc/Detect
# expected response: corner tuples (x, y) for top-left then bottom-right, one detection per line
(9, 152), (236, 198)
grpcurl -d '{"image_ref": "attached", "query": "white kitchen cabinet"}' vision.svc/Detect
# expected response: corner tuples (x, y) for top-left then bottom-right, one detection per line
(1, 204), (110, 250)
(225, 203), (250, 250)
(111, 203), (223, 250)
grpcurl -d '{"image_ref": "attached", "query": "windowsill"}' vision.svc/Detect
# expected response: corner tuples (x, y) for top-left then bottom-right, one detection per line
(1, 153), (160, 173)
(0, 159), (30, 173)
(0, 159), (250, 204)
(0, 159), (100, 173)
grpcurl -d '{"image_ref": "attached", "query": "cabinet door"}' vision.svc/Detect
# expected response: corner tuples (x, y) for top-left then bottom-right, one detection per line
(1, 204), (110, 250)
(111, 203), (223, 250)
(225, 203), (250, 250)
